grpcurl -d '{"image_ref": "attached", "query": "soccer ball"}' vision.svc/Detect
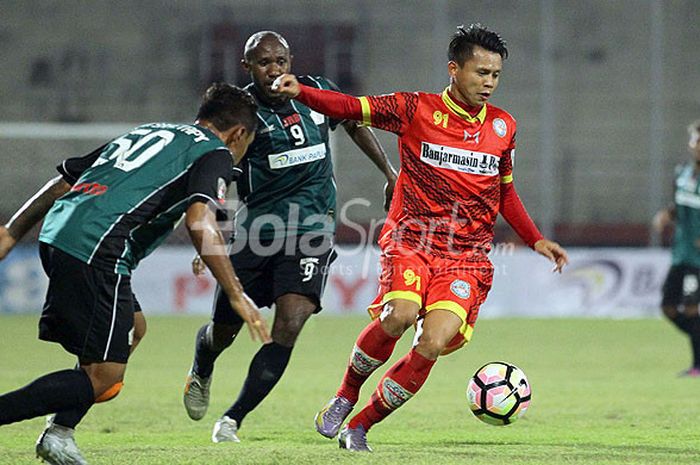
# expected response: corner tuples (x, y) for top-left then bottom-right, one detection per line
(466, 361), (531, 426)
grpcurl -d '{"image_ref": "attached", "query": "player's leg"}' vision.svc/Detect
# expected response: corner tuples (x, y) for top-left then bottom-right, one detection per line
(679, 266), (700, 376)
(340, 309), (460, 451)
(184, 288), (245, 421)
(0, 244), (131, 425)
(339, 265), (492, 451)
(50, 298), (146, 433)
(660, 265), (700, 375)
(316, 248), (424, 439)
(185, 243), (268, 421)
(28, 244), (133, 464)
(218, 293), (315, 432)
(213, 236), (335, 442)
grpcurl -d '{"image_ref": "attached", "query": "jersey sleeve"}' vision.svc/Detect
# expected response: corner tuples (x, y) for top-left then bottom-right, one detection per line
(300, 76), (344, 130)
(359, 92), (418, 135)
(499, 131), (516, 184)
(295, 84), (417, 136)
(56, 144), (107, 185)
(186, 149), (234, 210)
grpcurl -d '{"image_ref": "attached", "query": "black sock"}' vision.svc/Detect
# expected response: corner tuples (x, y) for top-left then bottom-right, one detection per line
(669, 314), (700, 367)
(224, 342), (293, 426)
(193, 324), (225, 378)
(0, 369), (94, 426)
(686, 315), (700, 368)
(669, 314), (693, 334)
(53, 404), (91, 429)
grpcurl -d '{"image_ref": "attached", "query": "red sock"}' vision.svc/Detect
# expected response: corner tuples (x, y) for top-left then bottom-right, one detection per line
(348, 349), (436, 431)
(337, 319), (400, 404)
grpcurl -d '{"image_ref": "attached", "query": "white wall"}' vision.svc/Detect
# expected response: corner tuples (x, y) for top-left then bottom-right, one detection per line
(0, 245), (669, 318)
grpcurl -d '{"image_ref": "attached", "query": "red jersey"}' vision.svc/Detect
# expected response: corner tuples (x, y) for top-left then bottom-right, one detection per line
(295, 83), (542, 259)
(358, 89), (515, 258)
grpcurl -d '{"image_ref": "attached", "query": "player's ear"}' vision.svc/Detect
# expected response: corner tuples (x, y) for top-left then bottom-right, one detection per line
(241, 58), (250, 73)
(447, 60), (459, 79)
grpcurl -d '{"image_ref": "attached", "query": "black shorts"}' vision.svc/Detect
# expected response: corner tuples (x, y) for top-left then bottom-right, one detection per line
(212, 235), (337, 325)
(38, 243), (136, 363)
(662, 264), (700, 307)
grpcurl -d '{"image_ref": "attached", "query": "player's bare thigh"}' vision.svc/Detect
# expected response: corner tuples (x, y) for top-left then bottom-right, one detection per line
(414, 309), (463, 360)
(379, 298), (420, 337)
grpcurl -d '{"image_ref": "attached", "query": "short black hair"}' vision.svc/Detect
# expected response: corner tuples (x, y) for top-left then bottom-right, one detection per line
(197, 83), (258, 133)
(448, 24), (508, 65)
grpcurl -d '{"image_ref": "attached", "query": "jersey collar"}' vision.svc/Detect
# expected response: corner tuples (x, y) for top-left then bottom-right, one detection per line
(441, 88), (487, 124)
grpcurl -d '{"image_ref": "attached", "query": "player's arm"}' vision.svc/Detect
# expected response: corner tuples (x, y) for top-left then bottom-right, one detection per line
(652, 204), (676, 233)
(499, 181), (568, 272)
(0, 176), (70, 259)
(0, 143), (107, 260)
(273, 74), (410, 135)
(184, 150), (271, 343)
(342, 121), (398, 211)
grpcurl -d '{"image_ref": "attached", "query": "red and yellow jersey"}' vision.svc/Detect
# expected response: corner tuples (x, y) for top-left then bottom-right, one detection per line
(359, 89), (516, 259)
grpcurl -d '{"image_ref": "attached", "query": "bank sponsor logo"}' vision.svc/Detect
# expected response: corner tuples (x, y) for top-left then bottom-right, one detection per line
(420, 142), (499, 176)
(268, 143), (326, 170)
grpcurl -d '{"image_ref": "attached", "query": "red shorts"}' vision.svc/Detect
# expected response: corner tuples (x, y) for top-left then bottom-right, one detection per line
(368, 246), (494, 354)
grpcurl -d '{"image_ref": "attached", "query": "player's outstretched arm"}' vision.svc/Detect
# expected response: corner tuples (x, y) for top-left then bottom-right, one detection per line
(273, 74), (364, 122)
(499, 181), (568, 272)
(185, 202), (271, 343)
(0, 176), (71, 260)
(342, 121), (398, 211)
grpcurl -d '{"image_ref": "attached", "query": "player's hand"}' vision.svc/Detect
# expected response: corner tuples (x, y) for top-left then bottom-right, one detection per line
(652, 209), (673, 234)
(271, 74), (301, 98)
(534, 239), (568, 273)
(383, 175), (397, 212)
(0, 226), (17, 261)
(229, 292), (272, 344)
(191, 254), (207, 276)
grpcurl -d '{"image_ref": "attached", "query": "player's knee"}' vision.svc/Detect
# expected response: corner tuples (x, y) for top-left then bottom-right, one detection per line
(95, 381), (124, 403)
(273, 313), (311, 347)
(662, 305), (679, 319)
(379, 303), (416, 336)
(414, 336), (446, 360)
(210, 322), (240, 352)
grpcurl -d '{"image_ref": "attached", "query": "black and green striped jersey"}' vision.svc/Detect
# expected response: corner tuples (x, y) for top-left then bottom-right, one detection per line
(672, 163), (700, 268)
(39, 123), (237, 275)
(235, 76), (341, 240)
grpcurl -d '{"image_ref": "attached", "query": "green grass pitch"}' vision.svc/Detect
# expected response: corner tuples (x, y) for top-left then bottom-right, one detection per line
(1, 315), (699, 464)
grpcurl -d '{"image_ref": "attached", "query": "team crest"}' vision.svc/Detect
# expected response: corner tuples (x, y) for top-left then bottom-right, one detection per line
(450, 279), (471, 299)
(216, 178), (227, 204)
(493, 118), (507, 138)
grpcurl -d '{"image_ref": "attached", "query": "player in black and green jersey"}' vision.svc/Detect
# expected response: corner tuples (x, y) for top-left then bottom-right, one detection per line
(0, 83), (271, 464)
(183, 31), (397, 442)
(654, 120), (700, 377)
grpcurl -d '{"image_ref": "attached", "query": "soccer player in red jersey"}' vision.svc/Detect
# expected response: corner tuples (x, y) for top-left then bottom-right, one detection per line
(273, 24), (569, 451)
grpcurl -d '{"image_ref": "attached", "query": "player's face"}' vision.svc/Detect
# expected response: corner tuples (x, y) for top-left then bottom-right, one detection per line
(448, 46), (502, 107)
(244, 39), (292, 102)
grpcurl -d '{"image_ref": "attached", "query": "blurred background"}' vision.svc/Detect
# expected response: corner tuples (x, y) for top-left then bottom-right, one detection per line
(0, 0), (698, 317)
